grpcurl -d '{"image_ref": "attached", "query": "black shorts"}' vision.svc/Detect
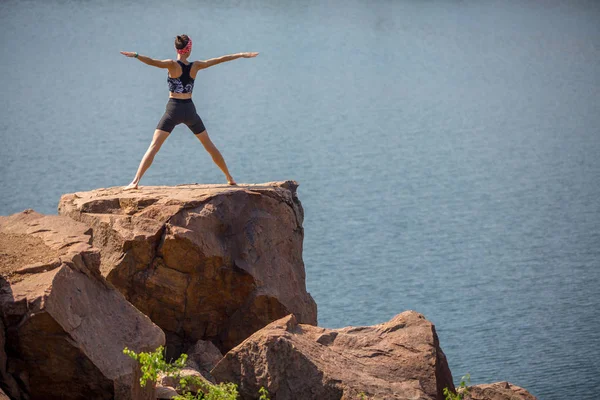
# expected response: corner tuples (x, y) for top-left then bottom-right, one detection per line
(156, 98), (206, 134)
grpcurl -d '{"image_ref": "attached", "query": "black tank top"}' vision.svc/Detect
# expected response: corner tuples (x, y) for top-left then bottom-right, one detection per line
(167, 61), (195, 94)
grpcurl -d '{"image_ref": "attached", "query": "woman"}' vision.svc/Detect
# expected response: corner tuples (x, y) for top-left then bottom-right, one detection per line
(120, 34), (258, 189)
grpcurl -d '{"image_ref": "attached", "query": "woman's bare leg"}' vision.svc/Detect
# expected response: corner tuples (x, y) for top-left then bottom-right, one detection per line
(123, 129), (171, 190)
(195, 130), (236, 185)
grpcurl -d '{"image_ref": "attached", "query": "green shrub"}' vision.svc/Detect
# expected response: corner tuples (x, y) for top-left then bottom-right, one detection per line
(175, 381), (238, 400)
(124, 346), (270, 400)
(443, 373), (470, 400)
(123, 346), (186, 387)
(258, 386), (270, 400)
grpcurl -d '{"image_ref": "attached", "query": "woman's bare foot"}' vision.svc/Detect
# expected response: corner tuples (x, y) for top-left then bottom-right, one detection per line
(123, 182), (139, 191)
(227, 177), (237, 186)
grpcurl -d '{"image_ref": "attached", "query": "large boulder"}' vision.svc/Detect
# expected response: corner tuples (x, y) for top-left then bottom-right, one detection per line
(212, 311), (454, 400)
(468, 382), (537, 400)
(0, 210), (165, 400)
(58, 182), (317, 357)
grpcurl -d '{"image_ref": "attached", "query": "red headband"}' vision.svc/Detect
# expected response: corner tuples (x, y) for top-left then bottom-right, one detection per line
(177, 37), (192, 55)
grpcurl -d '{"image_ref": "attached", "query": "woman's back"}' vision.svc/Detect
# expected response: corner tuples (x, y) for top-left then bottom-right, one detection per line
(168, 61), (195, 94)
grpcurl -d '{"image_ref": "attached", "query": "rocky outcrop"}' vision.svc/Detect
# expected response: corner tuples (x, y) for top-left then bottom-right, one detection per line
(0, 184), (540, 400)
(0, 211), (165, 400)
(58, 182), (317, 357)
(212, 311), (454, 400)
(468, 382), (537, 400)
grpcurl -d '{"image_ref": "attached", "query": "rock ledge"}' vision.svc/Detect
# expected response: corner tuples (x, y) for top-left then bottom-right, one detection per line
(58, 181), (317, 356)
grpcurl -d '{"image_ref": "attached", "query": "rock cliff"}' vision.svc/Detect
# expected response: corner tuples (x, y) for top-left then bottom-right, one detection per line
(0, 182), (538, 400)
(57, 181), (318, 357)
(0, 211), (164, 400)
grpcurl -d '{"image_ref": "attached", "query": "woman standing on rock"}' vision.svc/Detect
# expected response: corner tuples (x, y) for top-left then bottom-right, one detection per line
(120, 35), (258, 189)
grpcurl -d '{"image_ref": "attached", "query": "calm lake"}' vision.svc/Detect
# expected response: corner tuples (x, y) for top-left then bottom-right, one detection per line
(1, 1), (599, 398)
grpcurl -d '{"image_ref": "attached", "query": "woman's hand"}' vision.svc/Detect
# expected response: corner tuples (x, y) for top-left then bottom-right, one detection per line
(241, 52), (259, 58)
(120, 51), (137, 58)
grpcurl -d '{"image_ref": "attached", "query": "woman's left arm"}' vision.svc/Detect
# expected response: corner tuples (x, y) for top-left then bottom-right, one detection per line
(194, 52), (259, 71)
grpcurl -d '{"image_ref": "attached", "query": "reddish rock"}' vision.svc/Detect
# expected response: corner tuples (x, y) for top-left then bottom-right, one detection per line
(468, 382), (537, 400)
(185, 340), (223, 382)
(58, 182), (317, 357)
(160, 367), (210, 396)
(155, 385), (178, 399)
(0, 318), (21, 400)
(212, 311), (454, 400)
(0, 211), (165, 400)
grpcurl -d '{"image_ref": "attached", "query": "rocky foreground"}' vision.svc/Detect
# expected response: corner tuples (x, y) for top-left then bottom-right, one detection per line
(0, 182), (536, 400)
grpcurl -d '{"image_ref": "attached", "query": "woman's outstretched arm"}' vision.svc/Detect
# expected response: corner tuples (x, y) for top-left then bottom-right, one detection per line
(120, 51), (176, 69)
(194, 52), (259, 71)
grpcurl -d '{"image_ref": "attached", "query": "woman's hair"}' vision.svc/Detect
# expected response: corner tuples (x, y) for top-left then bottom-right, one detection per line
(175, 35), (190, 50)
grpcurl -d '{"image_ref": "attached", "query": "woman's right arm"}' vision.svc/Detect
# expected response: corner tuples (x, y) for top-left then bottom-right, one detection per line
(120, 51), (176, 69)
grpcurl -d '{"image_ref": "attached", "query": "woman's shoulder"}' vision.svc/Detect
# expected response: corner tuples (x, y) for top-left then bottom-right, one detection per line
(191, 60), (208, 71)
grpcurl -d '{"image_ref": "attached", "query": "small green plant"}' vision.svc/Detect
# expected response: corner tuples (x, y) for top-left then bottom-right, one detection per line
(176, 381), (238, 400)
(258, 386), (270, 400)
(124, 346), (270, 400)
(123, 346), (187, 387)
(443, 373), (471, 400)
(358, 392), (368, 399)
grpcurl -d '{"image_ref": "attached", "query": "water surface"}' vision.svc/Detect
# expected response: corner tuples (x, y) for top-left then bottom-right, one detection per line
(1, 1), (599, 398)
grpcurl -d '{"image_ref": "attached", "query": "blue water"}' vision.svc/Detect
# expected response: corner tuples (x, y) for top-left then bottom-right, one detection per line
(1, 1), (599, 398)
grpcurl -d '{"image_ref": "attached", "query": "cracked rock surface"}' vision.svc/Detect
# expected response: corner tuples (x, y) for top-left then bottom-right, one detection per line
(0, 210), (164, 400)
(58, 181), (317, 357)
(212, 311), (455, 400)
